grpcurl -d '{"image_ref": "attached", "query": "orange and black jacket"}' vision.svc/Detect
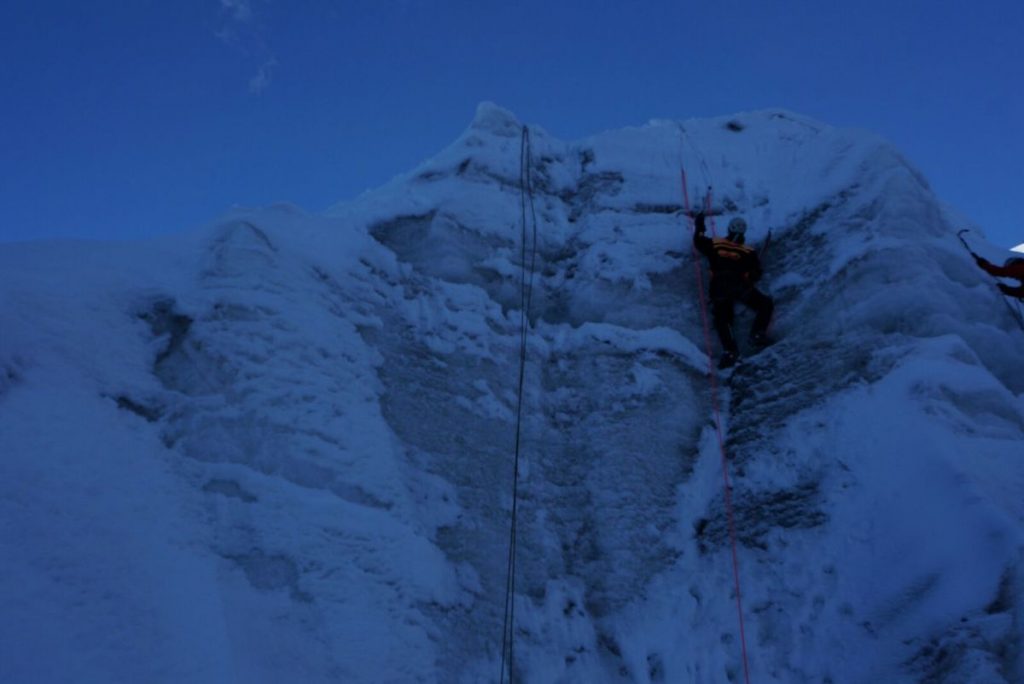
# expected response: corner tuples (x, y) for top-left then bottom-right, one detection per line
(978, 257), (1024, 297)
(694, 232), (763, 296)
(978, 257), (1024, 280)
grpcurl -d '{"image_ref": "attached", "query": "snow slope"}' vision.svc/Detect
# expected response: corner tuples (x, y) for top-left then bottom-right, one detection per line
(1, 104), (1022, 683)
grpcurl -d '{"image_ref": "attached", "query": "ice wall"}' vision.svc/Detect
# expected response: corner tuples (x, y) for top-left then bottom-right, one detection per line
(1, 104), (1022, 683)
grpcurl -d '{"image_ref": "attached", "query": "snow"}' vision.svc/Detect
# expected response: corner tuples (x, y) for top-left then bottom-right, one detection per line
(1, 106), (1022, 683)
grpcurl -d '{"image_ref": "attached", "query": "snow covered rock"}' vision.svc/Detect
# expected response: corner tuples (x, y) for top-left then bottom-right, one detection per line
(1, 107), (1022, 683)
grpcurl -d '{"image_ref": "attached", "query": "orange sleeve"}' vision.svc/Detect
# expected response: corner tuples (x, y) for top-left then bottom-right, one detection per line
(978, 259), (1005, 276)
(982, 259), (1024, 278)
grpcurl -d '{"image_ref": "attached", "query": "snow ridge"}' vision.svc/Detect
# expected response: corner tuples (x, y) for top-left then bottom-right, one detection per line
(1, 108), (1022, 684)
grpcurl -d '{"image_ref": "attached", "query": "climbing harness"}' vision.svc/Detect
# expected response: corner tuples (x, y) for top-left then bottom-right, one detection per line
(682, 163), (753, 684)
(500, 125), (539, 684)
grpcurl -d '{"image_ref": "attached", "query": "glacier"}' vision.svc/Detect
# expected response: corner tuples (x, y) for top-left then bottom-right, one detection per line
(1, 103), (1022, 683)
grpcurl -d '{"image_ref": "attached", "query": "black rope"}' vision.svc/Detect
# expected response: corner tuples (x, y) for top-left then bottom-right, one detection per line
(500, 126), (538, 684)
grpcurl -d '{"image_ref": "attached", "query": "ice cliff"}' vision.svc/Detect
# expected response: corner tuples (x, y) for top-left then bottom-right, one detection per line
(1, 103), (1023, 683)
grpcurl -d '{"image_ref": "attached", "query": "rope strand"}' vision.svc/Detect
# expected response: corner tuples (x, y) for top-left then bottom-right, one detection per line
(500, 126), (538, 684)
(682, 167), (753, 684)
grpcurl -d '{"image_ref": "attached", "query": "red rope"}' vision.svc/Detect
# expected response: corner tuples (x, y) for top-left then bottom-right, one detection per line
(681, 169), (752, 684)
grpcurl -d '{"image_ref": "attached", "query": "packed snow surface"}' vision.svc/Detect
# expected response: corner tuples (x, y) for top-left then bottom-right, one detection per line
(2, 104), (1023, 683)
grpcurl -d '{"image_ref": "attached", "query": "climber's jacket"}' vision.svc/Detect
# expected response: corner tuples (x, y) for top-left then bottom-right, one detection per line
(975, 255), (1024, 299)
(693, 227), (763, 299)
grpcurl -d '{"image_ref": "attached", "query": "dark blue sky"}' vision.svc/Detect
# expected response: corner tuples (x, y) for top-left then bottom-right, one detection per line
(2, 1), (1021, 248)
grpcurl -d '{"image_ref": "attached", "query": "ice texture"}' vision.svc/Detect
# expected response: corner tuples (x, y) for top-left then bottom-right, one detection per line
(1, 106), (1022, 683)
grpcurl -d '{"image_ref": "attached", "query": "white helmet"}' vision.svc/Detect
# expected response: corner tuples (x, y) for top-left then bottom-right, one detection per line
(727, 217), (747, 235)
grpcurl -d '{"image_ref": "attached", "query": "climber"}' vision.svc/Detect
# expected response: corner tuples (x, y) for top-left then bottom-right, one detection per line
(692, 212), (775, 369)
(973, 254), (1024, 300)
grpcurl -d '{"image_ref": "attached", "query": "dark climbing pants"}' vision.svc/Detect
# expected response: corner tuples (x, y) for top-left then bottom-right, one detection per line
(711, 287), (774, 355)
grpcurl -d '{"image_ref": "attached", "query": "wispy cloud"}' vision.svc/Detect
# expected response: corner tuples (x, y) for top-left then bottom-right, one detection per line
(248, 58), (278, 95)
(220, 0), (253, 23)
(212, 0), (277, 94)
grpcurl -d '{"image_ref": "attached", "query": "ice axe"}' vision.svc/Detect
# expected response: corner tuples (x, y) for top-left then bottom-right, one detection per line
(956, 229), (977, 256)
(760, 229), (774, 260)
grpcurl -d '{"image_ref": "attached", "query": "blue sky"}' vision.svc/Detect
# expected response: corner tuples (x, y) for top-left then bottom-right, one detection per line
(1, 0), (1021, 248)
